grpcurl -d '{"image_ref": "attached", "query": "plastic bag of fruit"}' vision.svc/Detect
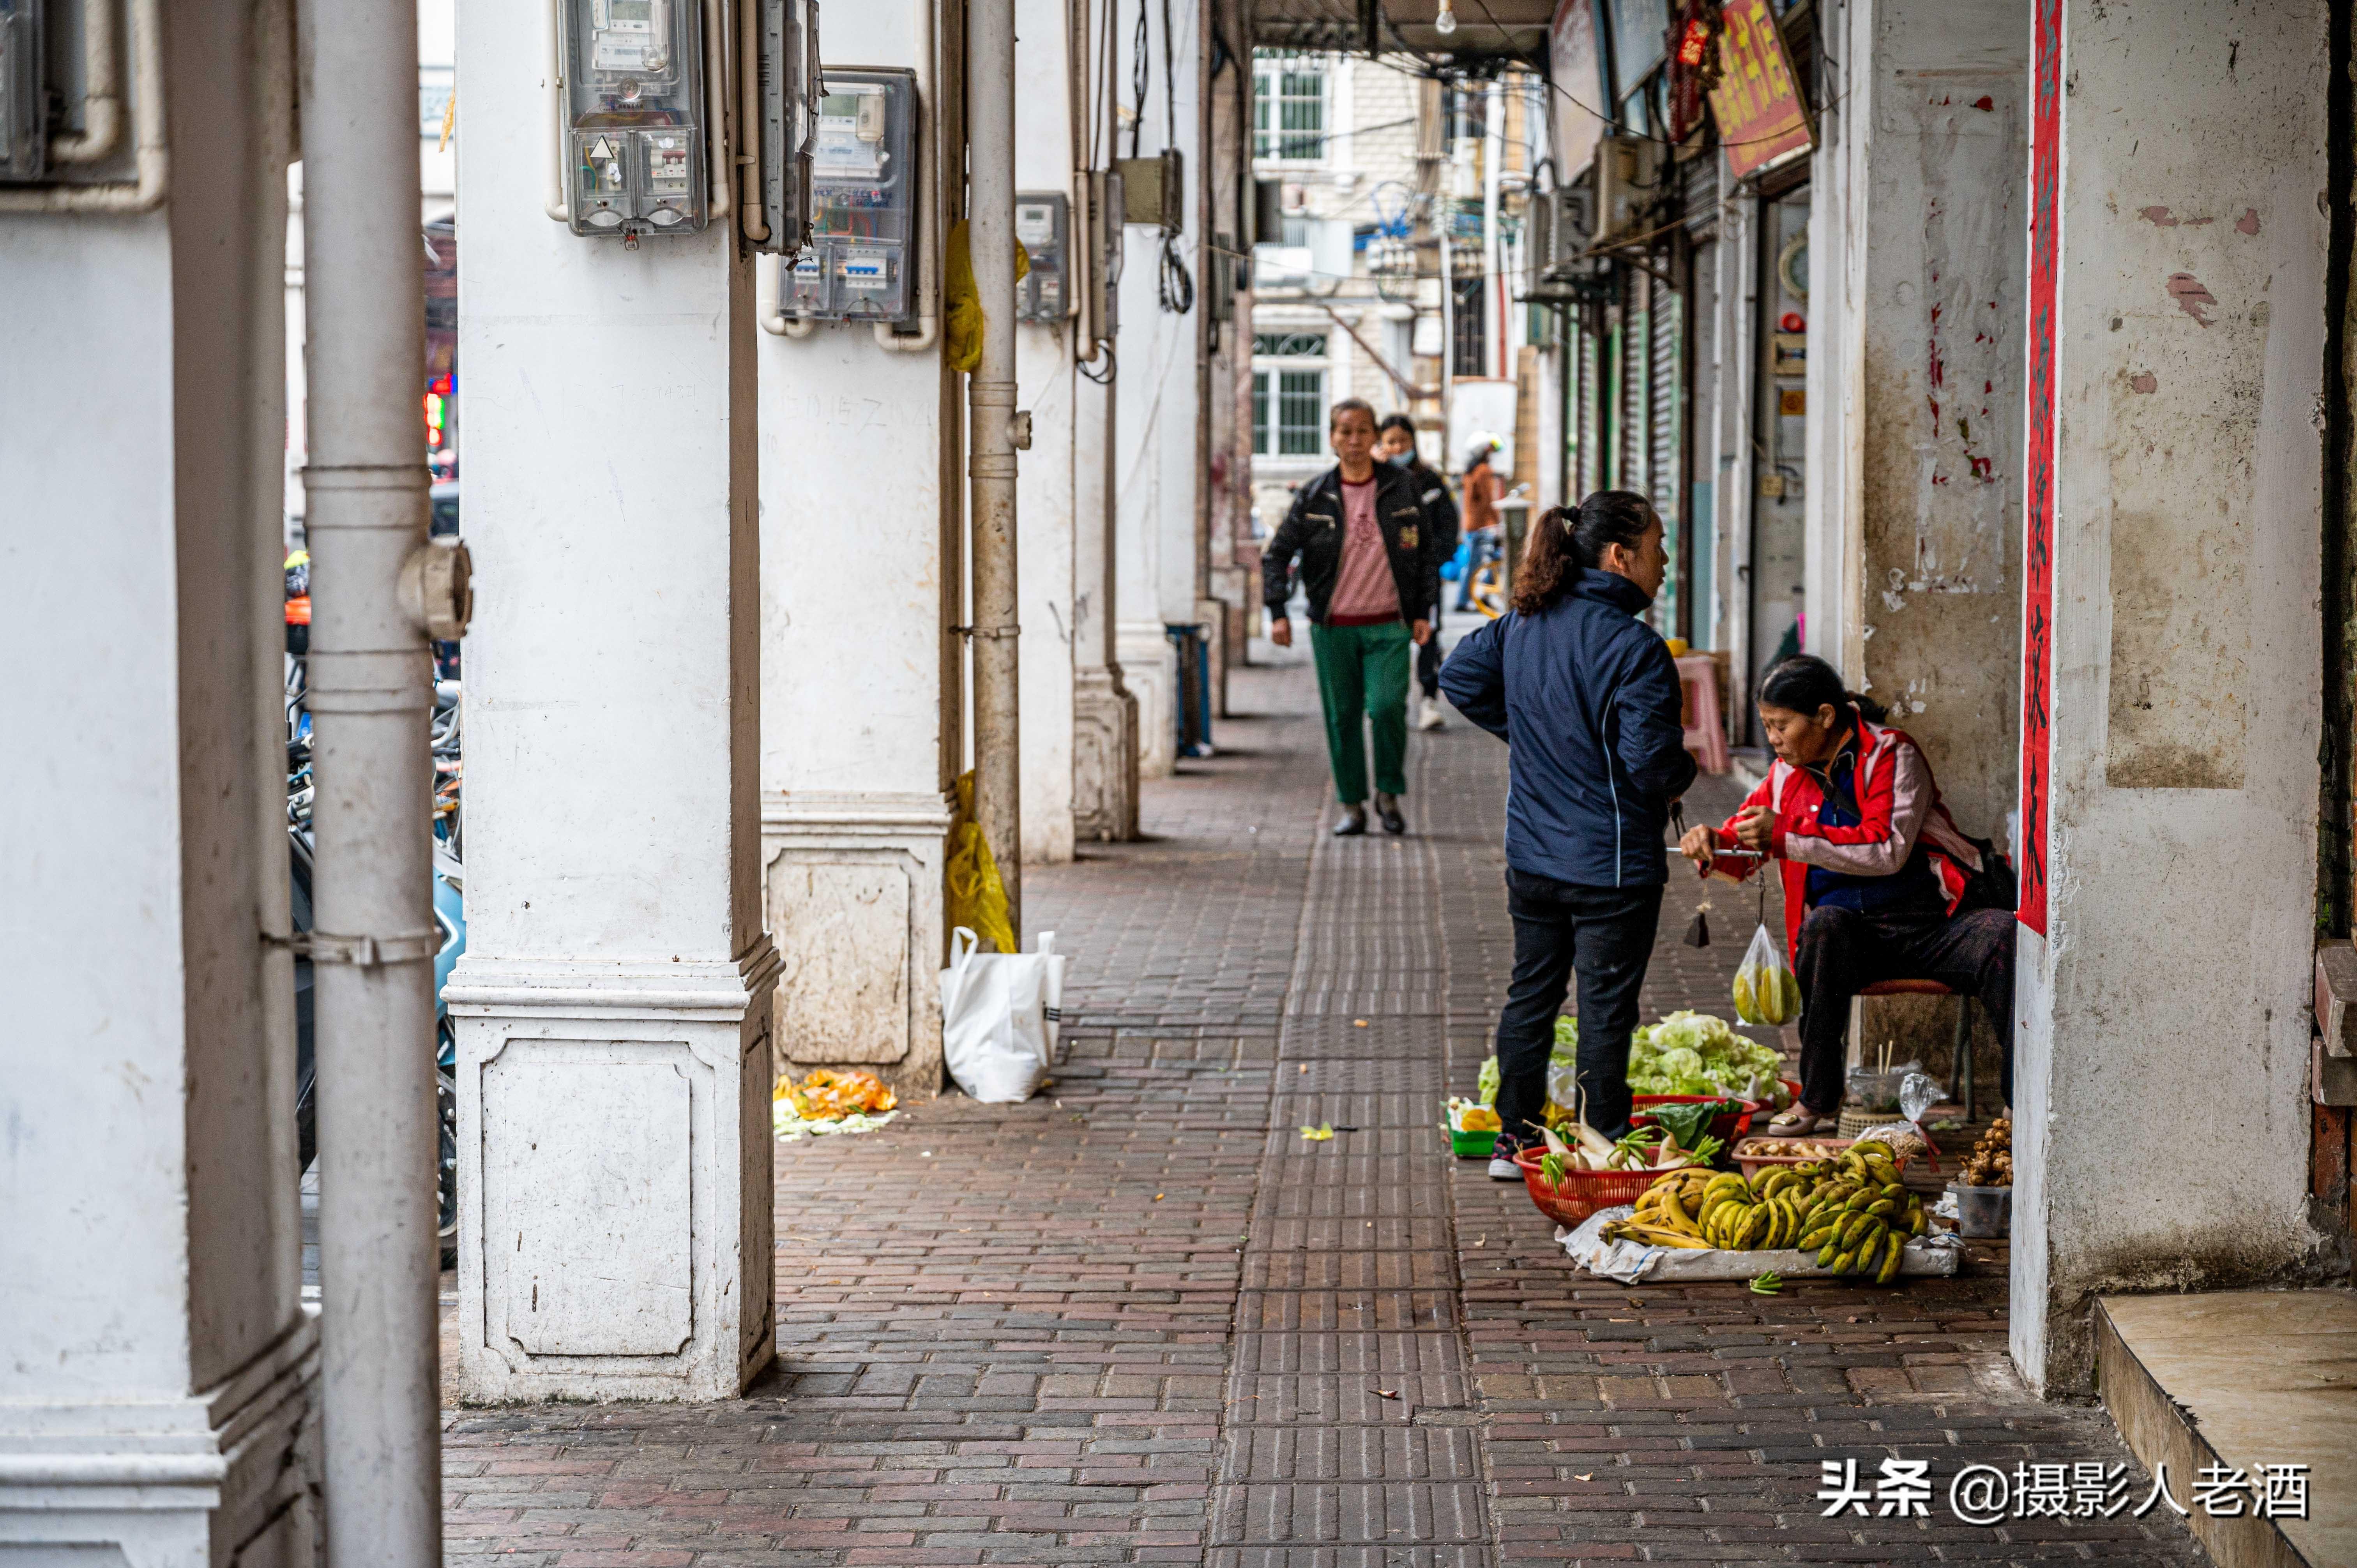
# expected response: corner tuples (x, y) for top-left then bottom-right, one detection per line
(1732, 923), (1800, 1026)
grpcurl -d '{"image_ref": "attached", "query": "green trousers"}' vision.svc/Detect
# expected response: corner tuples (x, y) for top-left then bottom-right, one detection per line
(1309, 619), (1411, 804)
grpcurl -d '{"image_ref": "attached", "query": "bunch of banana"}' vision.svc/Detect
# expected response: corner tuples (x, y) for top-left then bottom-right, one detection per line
(1601, 1167), (1716, 1249)
(1599, 1141), (1931, 1283)
(1790, 1143), (1928, 1281)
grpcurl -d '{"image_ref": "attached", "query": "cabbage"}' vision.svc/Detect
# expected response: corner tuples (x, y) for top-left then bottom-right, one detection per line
(1625, 1009), (1793, 1106)
(1476, 1054), (1500, 1106)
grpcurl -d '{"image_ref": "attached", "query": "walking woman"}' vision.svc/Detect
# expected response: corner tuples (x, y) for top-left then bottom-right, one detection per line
(1440, 492), (1694, 1178)
(1678, 655), (2013, 1134)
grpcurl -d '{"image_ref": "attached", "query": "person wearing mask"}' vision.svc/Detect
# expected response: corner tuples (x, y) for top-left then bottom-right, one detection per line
(1376, 413), (1459, 732)
(1452, 439), (1504, 613)
(1264, 398), (1440, 836)
(1677, 654), (2014, 1134)
(1440, 492), (1694, 1178)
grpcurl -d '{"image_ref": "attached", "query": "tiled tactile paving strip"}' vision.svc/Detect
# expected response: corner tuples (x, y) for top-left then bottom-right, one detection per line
(1208, 734), (1499, 1566)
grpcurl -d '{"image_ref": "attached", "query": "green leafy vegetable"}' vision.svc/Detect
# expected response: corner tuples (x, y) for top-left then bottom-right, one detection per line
(1539, 1151), (1570, 1187)
(1748, 1271), (1784, 1295)
(1643, 1098), (1744, 1151)
(1476, 1055), (1500, 1107)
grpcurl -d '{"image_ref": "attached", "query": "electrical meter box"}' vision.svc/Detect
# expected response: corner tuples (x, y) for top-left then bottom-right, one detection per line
(782, 67), (917, 323)
(560, 0), (709, 240)
(0, 0), (44, 184)
(1014, 192), (1068, 323)
(755, 0), (820, 254)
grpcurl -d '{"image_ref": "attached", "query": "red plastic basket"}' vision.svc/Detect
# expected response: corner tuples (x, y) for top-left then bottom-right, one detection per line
(1513, 1149), (1664, 1227)
(1628, 1093), (1762, 1145)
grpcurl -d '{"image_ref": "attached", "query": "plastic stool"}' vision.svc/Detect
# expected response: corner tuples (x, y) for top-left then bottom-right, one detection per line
(1675, 654), (1731, 774)
(1856, 978), (1974, 1124)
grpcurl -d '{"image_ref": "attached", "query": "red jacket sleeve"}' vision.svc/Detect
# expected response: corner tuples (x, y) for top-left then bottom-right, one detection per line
(1701, 773), (1777, 882)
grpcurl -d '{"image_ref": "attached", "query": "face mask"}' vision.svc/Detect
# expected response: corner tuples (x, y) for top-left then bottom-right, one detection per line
(1385, 450), (1415, 468)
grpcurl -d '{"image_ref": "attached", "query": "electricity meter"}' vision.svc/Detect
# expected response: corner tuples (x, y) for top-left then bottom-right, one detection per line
(1014, 192), (1069, 324)
(560, 0), (708, 240)
(0, 0), (43, 184)
(755, 0), (821, 253)
(781, 67), (917, 323)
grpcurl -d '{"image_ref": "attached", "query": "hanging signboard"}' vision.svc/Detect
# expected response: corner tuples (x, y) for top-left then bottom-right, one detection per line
(1709, 0), (1813, 180)
(1548, 0), (1610, 187)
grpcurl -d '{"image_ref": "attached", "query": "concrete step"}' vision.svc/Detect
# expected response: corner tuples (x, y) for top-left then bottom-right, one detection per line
(2096, 1288), (2357, 1568)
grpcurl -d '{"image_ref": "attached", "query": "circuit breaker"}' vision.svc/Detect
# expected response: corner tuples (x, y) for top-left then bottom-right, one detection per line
(560, 0), (708, 240)
(755, 0), (820, 254)
(0, 0), (44, 184)
(782, 67), (917, 322)
(1014, 192), (1068, 323)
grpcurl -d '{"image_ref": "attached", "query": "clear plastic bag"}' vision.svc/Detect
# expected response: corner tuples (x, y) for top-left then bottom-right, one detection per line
(1732, 923), (1800, 1027)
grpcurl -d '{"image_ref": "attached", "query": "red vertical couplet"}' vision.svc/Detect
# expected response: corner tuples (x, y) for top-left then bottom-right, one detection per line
(2018, 0), (2063, 936)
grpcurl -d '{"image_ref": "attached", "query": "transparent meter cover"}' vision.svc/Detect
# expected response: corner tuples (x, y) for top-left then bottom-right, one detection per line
(786, 69), (917, 322)
(563, 0), (707, 238)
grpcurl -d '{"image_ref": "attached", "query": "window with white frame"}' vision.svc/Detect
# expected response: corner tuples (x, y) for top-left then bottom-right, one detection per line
(1251, 332), (1330, 457)
(1252, 54), (1329, 162)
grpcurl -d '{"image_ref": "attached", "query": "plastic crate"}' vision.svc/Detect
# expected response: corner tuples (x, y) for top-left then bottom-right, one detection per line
(1513, 1149), (1664, 1227)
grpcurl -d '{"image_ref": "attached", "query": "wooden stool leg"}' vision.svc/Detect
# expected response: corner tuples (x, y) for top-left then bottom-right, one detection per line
(1953, 996), (1975, 1125)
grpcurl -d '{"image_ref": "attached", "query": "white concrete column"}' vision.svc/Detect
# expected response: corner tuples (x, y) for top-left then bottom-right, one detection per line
(1709, 160), (1758, 695)
(759, 2), (958, 1097)
(1811, 0), (2028, 837)
(0, 2), (321, 1560)
(2012, 0), (2330, 1394)
(447, 0), (778, 1400)
(1015, 0), (1079, 868)
(1112, 0), (1203, 779)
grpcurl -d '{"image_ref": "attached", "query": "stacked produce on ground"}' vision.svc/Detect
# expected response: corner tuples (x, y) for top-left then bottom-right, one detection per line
(1601, 1142), (1931, 1282)
(1959, 1115), (2013, 1186)
(1474, 1011), (1795, 1120)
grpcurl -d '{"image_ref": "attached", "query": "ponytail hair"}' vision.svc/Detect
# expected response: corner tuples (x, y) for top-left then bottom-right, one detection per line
(1511, 489), (1657, 614)
(1757, 653), (1888, 727)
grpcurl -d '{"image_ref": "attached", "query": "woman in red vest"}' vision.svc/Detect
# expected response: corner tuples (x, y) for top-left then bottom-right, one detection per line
(1678, 655), (2013, 1135)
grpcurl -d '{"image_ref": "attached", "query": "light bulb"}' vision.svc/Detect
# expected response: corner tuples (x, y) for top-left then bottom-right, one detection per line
(1434, 0), (1458, 33)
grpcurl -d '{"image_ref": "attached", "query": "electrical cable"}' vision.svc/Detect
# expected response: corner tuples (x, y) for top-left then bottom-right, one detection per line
(1154, 0), (1191, 314)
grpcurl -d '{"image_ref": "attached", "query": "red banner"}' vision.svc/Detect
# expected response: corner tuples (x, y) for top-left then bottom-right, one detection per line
(1709, 0), (1812, 179)
(2018, 0), (2062, 936)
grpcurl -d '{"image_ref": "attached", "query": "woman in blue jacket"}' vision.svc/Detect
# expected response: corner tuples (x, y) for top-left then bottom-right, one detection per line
(1440, 491), (1694, 1177)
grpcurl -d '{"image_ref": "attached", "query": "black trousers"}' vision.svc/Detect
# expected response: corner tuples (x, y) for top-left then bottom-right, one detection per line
(1417, 599), (1444, 697)
(1493, 870), (1664, 1143)
(1792, 904), (2016, 1115)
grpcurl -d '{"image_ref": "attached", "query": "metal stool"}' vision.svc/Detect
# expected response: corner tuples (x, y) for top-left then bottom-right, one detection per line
(1855, 978), (1974, 1124)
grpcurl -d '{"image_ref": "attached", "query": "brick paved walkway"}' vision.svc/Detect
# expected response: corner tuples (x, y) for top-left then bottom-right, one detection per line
(442, 649), (2205, 1567)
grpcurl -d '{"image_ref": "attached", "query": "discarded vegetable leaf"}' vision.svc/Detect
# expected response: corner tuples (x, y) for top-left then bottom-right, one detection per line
(1749, 1271), (1784, 1295)
(1300, 1123), (1335, 1141)
(1376, 1388), (1400, 1400)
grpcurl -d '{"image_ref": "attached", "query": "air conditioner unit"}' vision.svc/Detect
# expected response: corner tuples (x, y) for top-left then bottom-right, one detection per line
(1593, 136), (1664, 247)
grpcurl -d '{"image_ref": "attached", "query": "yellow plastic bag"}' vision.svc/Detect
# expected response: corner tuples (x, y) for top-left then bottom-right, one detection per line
(945, 770), (1017, 954)
(943, 220), (1030, 374)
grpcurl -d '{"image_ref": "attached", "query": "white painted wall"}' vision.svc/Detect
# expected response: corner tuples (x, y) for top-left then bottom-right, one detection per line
(2012, 0), (2330, 1394)
(450, 0), (775, 1399)
(1, 2), (317, 1556)
(1015, 0), (1077, 867)
(1112, 0), (1203, 777)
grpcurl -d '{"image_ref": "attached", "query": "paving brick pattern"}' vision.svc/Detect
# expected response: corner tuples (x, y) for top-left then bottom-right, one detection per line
(442, 650), (2204, 1567)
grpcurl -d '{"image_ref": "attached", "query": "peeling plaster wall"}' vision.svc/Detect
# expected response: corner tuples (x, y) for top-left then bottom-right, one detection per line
(1852, 0), (2029, 842)
(1820, 0), (2027, 844)
(2011, 0), (2330, 1394)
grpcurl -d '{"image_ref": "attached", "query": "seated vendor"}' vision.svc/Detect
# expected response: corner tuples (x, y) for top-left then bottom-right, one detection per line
(1677, 655), (2014, 1135)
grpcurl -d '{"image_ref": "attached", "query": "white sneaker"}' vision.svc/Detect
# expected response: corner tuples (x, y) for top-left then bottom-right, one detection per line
(1418, 697), (1445, 731)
